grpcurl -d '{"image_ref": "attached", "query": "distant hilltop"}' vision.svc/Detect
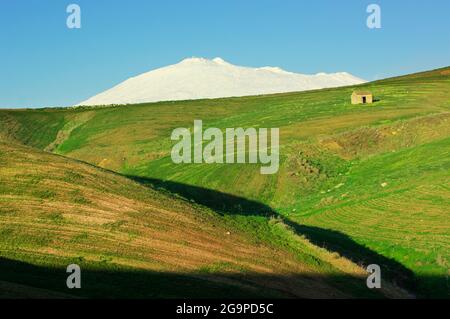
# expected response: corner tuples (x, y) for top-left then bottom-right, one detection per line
(77, 57), (366, 106)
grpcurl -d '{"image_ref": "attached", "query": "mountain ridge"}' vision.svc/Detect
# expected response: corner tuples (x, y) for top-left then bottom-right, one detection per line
(77, 57), (366, 106)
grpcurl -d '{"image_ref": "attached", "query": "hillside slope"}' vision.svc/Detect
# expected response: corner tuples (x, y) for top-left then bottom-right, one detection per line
(0, 141), (402, 298)
(1, 66), (449, 297)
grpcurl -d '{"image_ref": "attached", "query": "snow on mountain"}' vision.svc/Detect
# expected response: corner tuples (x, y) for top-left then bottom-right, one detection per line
(77, 57), (366, 106)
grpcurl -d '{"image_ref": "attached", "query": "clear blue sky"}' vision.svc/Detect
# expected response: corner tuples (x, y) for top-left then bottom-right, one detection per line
(1, 0), (449, 108)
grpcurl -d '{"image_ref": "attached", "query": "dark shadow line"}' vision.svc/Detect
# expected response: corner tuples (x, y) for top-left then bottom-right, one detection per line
(126, 176), (428, 296)
(0, 257), (412, 299)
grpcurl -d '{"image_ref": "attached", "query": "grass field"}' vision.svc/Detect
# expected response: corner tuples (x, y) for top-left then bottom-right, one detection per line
(0, 66), (449, 298)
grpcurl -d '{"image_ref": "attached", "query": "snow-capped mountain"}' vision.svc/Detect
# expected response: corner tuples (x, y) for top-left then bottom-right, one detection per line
(77, 57), (366, 106)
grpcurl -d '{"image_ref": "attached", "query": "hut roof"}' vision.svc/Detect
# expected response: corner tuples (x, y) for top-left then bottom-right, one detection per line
(352, 91), (373, 96)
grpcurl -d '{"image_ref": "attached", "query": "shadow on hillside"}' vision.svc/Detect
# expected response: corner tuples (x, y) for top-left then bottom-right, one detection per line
(127, 176), (437, 296)
(129, 176), (274, 217)
(2, 255), (448, 299)
(284, 222), (417, 290)
(0, 256), (391, 299)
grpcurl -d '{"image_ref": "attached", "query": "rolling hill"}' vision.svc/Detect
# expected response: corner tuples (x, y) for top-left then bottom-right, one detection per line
(1, 140), (396, 298)
(0, 66), (449, 298)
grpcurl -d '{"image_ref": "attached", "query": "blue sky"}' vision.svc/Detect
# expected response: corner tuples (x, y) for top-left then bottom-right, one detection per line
(0, 0), (449, 108)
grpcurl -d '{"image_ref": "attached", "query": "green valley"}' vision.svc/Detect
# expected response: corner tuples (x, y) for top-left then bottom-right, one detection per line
(0, 66), (449, 298)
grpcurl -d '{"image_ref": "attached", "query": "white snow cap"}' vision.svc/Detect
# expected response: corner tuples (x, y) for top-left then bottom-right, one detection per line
(78, 57), (366, 106)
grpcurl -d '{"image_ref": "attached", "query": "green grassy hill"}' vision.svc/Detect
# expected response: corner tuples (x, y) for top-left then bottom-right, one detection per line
(1, 66), (449, 298)
(1, 141), (395, 298)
